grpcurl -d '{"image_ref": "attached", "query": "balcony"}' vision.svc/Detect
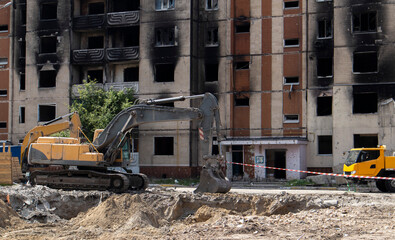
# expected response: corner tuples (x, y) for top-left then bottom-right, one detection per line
(106, 47), (139, 62)
(72, 82), (139, 97)
(73, 14), (105, 31)
(72, 49), (105, 64)
(107, 11), (140, 27)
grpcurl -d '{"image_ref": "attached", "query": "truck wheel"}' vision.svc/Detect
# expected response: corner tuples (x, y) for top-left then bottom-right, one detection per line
(376, 180), (388, 192)
(384, 174), (395, 193)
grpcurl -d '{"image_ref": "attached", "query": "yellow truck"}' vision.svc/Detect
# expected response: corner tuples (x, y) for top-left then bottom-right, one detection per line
(343, 145), (395, 192)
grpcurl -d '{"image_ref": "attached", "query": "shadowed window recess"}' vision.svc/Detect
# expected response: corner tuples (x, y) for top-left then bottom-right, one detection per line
(353, 11), (377, 33)
(155, 63), (174, 82)
(155, 27), (177, 47)
(353, 51), (378, 73)
(154, 137), (174, 155)
(38, 105), (56, 122)
(39, 70), (56, 88)
(317, 96), (332, 116)
(318, 19), (332, 39)
(318, 136), (332, 155)
(353, 92), (377, 114)
(41, 3), (57, 20)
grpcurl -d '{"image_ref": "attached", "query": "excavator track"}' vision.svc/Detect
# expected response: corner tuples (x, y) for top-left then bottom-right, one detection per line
(29, 170), (148, 192)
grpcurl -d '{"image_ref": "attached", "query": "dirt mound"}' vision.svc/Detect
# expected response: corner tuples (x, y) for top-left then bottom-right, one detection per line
(0, 199), (23, 228)
(186, 205), (232, 223)
(72, 194), (162, 230)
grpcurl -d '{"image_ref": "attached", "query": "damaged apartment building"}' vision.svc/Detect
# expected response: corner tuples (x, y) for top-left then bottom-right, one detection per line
(5, 0), (395, 181)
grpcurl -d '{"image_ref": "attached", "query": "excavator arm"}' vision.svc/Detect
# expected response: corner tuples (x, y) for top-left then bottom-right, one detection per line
(21, 112), (81, 172)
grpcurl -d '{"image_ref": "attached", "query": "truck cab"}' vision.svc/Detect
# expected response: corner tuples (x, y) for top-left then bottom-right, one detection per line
(343, 146), (384, 178)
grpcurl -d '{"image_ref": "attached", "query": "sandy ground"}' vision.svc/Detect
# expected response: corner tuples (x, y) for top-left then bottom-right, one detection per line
(0, 184), (394, 240)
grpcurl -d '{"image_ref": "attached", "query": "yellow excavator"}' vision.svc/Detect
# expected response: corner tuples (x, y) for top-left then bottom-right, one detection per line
(343, 145), (395, 192)
(22, 93), (231, 193)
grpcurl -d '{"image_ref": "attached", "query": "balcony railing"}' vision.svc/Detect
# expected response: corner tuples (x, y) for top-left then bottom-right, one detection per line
(73, 11), (139, 30)
(106, 47), (139, 62)
(72, 49), (105, 64)
(72, 82), (139, 97)
(73, 14), (105, 30)
(107, 11), (140, 27)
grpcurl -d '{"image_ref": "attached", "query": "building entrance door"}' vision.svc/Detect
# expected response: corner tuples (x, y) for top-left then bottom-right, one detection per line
(266, 149), (286, 179)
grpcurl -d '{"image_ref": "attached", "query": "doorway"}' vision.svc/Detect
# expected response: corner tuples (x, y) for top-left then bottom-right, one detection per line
(265, 149), (286, 179)
(232, 145), (244, 179)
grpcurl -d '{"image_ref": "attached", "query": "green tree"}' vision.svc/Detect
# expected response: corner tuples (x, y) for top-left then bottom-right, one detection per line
(70, 80), (136, 140)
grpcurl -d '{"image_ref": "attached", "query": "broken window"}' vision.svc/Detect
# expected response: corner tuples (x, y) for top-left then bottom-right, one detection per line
(40, 37), (57, 54)
(353, 92), (377, 114)
(155, 27), (176, 47)
(41, 3), (57, 20)
(0, 90), (6, 96)
(318, 135), (332, 155)
(21, 8), (26, 25)
(0, 58), (8, 66)
(284, 39), (299, 47)
(155, 63), (174, 82)
(124, 67), (139, 82)
(38, 104), (56, 122)
(123, 27), (139, 47)
(19, 106), (25, 124)
(89, 2), (105, 15)
(20, 73), (25, 91)
(235, 96), (249, 106)
(20, 41), (26, 57)
(318, 19), (332, 39)
(155, 0), (175, 11)
(206, 28), (219, 47)
(353, 52), (378, 73)
(0, 122), (6, 129)
(284, 1), (299, 9)
(317, 57), (333, 77)
(235, 61), (249, 70)
(284, 114), (299, 123)
(39, 70), (56, 88)
(354, 134), (378, 148)
(154, 137), (174, 155)
(235, 23), (250, 33)
(88, 36), (104, 49)
(284, 76), (299, 85)
(317, 96), (332, 116)
(0, 25), (8, 32)
(114, 0), (140, 11)
(87, 69), (103, 83)
(353, 11), (377, 33)
(206, 0), (218, 10)
(205, 63), (218, 82)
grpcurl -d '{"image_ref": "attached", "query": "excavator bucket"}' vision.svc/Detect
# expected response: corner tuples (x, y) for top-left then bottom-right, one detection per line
(194, 159), (231, 193)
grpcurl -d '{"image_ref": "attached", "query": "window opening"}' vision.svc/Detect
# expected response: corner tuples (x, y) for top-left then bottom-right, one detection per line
(20, 41), (26, 57)
(124, 67), (139, 82)
(88, 36), (104, 49)
(0, 90), (7, 96)
(353, 92), (377, 114)
(318, 136), (332, 154)
(19, 107), (25, 124)
(0, 25), (8, 32)
(89, 2), (105, 14)
(206, 28), (219, 47)
(123, 27), (139, 47)
(205, 63), (218, 82)
(21, 8), (26, 25)
(353, 52), (377, 73)
(235, 61), (249, 70)
(284, 114), (299, 123)
(353, 11), (377, 33)
(155, 27), (176, 47)
(235, 97), (249, 106)
(39, 70), (56, 88)
(0, 58), (8, 66)
(354, 134), (378, 148)
(284, 1), (299, 9)
(317, 57), (333, 77)
(317, 96), (332, 116)
(284, 77), (299, 85)
(0, 122), (6, 129)
(38, 105), (56, 122)
(155, 0), (175, 11)
(318, 19), (332, 39)
(284, 39), (299, 47)
(41, 3), (57, 20)
(235, 23), (250, 33)
(40, 37), (57, 54)
(114, 0), (140, 11)
(87, 70), (103, 83)
(20, 73), (25, 90)
(206, 0), (218, 10)
(155, 63), (174, 82)
(154, 137), (174, 155)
